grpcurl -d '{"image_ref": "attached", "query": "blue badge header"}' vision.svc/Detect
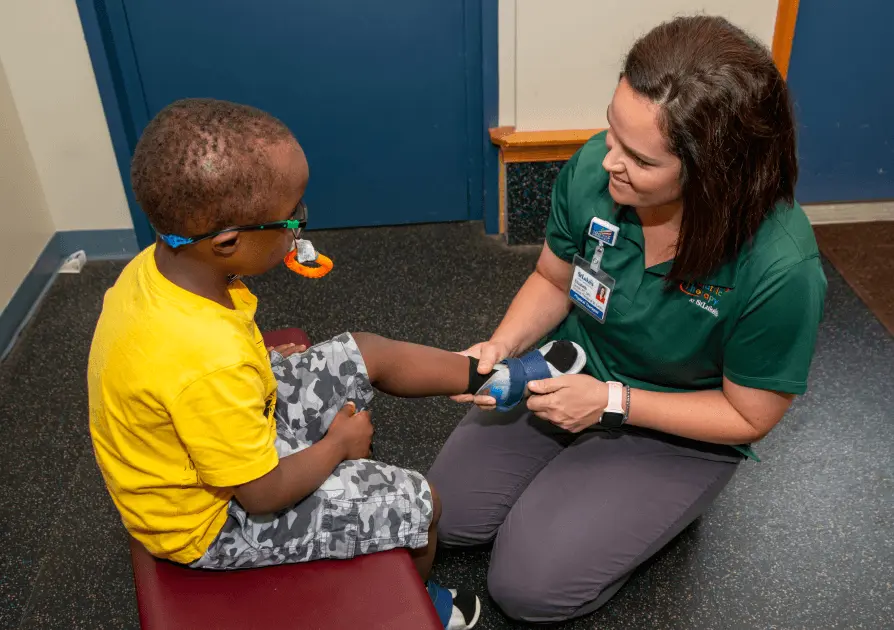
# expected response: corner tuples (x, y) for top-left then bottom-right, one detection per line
(588, 217), (619, 247)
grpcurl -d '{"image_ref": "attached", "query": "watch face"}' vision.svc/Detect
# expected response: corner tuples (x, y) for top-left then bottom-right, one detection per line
(600, 411), (625, 429)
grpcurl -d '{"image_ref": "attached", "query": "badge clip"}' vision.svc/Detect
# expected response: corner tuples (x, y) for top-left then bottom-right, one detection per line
(590, 243), (605, 273)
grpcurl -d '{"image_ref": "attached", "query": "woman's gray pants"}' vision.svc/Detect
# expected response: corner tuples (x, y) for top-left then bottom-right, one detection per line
(428, 405), (741, 623)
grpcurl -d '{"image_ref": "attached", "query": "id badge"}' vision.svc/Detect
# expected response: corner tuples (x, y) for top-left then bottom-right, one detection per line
(570, 254), (615, 323)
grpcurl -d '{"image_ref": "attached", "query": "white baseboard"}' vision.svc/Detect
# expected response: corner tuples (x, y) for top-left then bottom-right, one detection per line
(804, 202), (894, 225)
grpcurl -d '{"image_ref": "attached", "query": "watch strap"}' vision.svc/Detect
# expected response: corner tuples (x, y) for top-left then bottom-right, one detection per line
(605, 381), (624, 414)
(600, 381), (626, 428)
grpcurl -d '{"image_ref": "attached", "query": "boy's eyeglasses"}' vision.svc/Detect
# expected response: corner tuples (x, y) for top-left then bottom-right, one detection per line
(159, 200), (308, 249)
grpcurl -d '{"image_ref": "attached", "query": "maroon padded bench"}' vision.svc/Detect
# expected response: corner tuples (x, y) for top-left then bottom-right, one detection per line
(128, 328), (442, 630)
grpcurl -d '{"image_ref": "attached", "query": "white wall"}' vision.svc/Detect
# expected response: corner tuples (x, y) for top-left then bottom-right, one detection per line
(0, 0), (131, 232)
(0, 59), (56, 312)
(500, 0), (779, 131)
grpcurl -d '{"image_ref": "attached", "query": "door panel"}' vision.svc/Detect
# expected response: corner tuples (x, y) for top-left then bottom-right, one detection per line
(787, 1), (894, 202)
(122, 0), (472, 228)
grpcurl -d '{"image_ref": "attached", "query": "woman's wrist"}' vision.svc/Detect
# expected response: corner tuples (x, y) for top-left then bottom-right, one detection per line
(595, 378), (610, 425)
(489, 334), (520, 358)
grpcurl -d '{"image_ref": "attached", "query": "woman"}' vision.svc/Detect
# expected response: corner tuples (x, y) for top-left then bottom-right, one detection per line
(429, 16), (827, 623)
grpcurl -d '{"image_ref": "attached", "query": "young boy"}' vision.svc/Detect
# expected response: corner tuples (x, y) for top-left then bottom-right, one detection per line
(87, 99), (485, 629)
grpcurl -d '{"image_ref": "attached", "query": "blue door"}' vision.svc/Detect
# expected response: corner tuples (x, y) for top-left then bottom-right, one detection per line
(93, 0), (486, 243)
(787, 1), (894, 202)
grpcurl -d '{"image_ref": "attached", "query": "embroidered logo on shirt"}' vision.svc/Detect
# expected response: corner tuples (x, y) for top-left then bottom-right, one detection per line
(679, 282), (730, 317)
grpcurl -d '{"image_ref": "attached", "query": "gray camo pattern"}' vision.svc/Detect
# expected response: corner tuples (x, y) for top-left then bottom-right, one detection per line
(191, 333), (433, 570)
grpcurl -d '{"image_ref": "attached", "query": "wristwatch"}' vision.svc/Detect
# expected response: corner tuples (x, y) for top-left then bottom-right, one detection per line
(600, 381), (626, 428)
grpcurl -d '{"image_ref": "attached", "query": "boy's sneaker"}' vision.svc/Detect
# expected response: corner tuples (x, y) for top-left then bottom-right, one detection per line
(427, 581), (480, 629)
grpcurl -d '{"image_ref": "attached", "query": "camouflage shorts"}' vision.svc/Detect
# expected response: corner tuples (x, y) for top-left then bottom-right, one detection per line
(191, 332), (434, 570)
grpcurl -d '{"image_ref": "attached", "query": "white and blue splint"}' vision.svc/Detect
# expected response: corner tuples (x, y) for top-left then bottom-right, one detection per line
(468, 340), (587, 411)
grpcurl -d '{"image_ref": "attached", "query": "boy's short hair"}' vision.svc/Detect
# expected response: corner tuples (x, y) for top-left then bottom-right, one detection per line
(131, 98), (295, 236)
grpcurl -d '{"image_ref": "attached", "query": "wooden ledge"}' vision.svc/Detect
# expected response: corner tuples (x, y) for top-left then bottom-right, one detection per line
(490, 126), (602, 163)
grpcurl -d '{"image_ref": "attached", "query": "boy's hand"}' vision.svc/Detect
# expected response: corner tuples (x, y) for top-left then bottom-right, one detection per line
(268, 343), (307, 358)
(326, 403), (373, 461)
(234, 402), (370, 515)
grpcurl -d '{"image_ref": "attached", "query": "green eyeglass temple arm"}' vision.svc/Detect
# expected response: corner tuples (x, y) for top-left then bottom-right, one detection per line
(159, 219), (306, 249)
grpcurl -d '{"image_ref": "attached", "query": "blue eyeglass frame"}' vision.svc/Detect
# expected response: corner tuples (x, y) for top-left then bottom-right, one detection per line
(159, 200), (308, 249)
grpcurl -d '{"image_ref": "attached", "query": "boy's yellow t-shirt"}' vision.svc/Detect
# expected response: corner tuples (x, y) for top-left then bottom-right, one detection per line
(88, 246), (279, 564)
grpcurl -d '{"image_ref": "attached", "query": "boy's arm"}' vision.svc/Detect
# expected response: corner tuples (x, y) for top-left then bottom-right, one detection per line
(233, 404), (372, 514)
(235, 334), (479, 514)
(172, 366), (372, 516)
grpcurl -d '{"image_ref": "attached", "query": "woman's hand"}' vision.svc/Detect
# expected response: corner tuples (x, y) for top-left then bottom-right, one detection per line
(450, 340), (514, 409)
(527, 375), (607, 433)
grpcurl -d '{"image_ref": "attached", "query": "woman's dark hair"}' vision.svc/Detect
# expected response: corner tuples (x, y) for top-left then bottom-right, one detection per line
(622, 15), (797, 282)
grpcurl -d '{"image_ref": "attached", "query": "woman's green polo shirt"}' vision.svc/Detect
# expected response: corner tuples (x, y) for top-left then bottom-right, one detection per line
(545, 132), (827, 457)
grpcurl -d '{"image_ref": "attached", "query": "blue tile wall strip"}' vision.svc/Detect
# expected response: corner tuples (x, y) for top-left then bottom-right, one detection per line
(0, 229), (138, 360)
(57, 229), (139, 261)
(0, 235), (61, 361)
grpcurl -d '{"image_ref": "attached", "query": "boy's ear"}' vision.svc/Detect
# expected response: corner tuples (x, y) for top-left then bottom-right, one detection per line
(210, 230), (240, 257)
